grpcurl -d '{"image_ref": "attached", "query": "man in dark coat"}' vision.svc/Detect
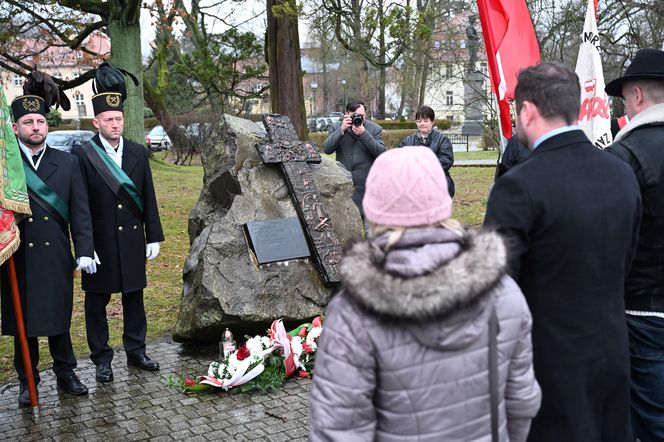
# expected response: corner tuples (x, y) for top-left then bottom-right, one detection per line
(605, 48), (664, 442)
(484, 63), (642, 441)
(399, 105), (455, 197)
(323, 100), (385, 218)
(494, 135), (530, 180)
(72, 91), (164, 383)
(1, 94), (95, 406)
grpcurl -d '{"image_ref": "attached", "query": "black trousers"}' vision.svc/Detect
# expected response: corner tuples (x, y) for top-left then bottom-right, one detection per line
(14, 333), (77, 382)
(84, 290), (147, 365)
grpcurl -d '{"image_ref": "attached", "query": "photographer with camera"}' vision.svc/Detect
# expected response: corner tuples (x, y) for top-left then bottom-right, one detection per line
(323, 100), (385, 221)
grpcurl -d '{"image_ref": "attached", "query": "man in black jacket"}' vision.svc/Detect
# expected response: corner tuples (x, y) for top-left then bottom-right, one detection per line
(72, 92), (164, 383)
(605, 48), (664, 442)
(2, 94), (95, 406)
(484, 63), (641, 441)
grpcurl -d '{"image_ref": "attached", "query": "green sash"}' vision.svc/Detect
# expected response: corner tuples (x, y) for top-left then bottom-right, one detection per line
(88, 140), (144, 213)
(23, 163), (69, 223)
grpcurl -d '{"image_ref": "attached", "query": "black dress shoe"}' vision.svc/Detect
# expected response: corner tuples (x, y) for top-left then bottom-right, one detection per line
(18, 381), (38, 407)
(95, 362), (114, 382)
(127, 353), (160, 371)
(57, 372), (88, 396)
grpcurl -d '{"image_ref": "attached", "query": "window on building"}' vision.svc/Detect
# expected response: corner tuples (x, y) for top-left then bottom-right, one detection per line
(13, 74), (22, 86)
(446, 91), (454, 106)
(481, 62), (488, 78)
(75, 92), (86, 117)
(254, 83), (264, 93)
(445, 64), (453, 79)
(433, 40), (441, 50)
(76, 51), (83, 59)
(73, 72), (80, 79)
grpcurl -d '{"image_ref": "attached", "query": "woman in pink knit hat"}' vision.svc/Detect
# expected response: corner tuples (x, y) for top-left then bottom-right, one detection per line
(309, 146), (541, 442)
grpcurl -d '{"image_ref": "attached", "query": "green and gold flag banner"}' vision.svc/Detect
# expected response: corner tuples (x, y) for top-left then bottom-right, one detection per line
(0, 87), (31, 265)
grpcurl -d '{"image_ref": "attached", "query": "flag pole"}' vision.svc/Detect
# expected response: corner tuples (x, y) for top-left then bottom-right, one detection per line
(7, 256), (38, 407)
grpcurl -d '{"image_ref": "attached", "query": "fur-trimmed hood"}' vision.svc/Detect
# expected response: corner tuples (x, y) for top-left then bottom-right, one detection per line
(341, 228), (506, 322)
(614, 102), (664, 142)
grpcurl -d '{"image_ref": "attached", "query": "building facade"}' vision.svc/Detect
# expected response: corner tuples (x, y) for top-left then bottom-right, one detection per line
(0, 33), (110, 120)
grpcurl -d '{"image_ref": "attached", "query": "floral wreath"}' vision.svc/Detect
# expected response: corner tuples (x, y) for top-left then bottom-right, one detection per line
(166, 316), (323, 394)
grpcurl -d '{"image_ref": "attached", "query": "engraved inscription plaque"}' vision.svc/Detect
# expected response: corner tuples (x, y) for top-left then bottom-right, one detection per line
(244, 218), (310, 264)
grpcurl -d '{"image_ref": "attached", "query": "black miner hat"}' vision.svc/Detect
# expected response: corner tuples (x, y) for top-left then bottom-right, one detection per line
(91, 92), (124, 115)
(605, 48), (664, 97)
(11, 95), (47, 122)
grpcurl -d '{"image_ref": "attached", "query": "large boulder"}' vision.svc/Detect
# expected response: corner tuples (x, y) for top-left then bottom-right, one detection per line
(173, 114), (362, 342)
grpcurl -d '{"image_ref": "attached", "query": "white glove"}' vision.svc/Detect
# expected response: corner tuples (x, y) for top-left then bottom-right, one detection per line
(93, 250), (101, 266)
(146, 242), (160, 260)
(76, 256), (96, 274)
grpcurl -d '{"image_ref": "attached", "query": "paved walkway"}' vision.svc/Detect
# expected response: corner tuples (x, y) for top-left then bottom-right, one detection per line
(0, 338), (311, 441)
(455, 159), (497, 166)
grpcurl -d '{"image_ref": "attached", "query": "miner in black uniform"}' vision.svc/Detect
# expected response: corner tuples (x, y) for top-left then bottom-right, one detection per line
(72, 70), (164, 382)
(2, 93), (96, 406)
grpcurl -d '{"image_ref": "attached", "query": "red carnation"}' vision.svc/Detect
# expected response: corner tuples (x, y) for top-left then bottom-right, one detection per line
(298, 370), (310, 379)
(236, 345), (251, 361)
(184, 377), (197, 387)
(298, 326), (308, 337)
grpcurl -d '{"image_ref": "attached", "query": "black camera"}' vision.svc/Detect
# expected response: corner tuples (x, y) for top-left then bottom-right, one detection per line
(351, 113), (364, 126)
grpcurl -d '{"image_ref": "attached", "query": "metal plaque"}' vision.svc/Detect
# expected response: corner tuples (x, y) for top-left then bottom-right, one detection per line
(244, 217), (310, 264)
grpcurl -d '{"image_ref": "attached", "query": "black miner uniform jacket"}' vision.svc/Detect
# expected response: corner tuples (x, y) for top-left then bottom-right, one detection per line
(1, 146), (94, 337)
(72, 134), (164, 294)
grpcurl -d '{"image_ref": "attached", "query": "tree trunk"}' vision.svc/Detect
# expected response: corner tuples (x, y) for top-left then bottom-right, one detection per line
(107, 18), (144, 145)
(418, 57), (430, 110)
(377, 66), (386, 120)
(266, 0), (306, 139)
(144, 87), (191, 163)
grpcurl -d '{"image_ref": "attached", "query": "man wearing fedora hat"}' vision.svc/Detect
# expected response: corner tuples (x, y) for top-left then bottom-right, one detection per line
(605, 48), (664, 442)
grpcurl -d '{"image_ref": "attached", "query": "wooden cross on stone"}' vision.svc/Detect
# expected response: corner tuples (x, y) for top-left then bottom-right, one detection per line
(256, 113), (342, 284)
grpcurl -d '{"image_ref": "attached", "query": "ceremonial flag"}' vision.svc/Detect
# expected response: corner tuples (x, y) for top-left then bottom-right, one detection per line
(477, 0), (540, 140)
(575, 0), (612, 148)
(0, 87), (31, 264)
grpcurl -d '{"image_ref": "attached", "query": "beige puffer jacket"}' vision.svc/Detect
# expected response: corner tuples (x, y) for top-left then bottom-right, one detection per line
(309, 228), (541, 441)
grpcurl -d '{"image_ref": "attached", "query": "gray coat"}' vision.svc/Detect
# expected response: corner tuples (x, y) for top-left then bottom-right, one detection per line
(309, 228), (541, 442)
(323, 120), (385, 214)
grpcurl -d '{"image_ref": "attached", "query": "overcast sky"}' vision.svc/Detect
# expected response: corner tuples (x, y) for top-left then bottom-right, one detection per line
(140, 0), (311, 59)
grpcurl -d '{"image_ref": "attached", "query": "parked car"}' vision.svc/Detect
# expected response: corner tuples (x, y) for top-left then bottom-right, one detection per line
(316, 117), (330, 132)
(307, 117), (318, 132)
(145, 125), (171, 151)
(185, 123), (212, 142)
(325, 112), (343, 127)
(46, 130), (95, 153)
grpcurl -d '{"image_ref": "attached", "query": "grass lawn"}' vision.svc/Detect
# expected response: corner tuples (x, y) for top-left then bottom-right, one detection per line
(0, 152), (493, 383)
(455, 150), (499, 161)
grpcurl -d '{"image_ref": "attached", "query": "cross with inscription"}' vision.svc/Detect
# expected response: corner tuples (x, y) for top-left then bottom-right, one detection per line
(255, 113), (342, 284)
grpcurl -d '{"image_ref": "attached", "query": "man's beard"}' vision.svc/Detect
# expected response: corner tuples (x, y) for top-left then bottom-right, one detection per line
(20, 133), (45, 147)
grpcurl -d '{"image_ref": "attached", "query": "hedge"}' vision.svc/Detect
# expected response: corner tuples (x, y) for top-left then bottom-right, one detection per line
(371, 119), (451, 131)
(309, 129), (433, 149)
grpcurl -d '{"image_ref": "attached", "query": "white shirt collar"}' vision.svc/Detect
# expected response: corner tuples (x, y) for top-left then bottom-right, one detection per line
(99, 134), (124, 167)
(18, 140), (46, 170)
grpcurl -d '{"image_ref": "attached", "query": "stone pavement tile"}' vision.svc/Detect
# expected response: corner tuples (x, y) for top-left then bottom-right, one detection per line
(150, 436), (174, 442)
(267, 432), (295, 442)
(126, 431), (150, 441)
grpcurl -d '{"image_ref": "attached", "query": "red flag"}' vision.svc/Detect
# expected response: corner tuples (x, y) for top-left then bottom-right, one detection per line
(477, 0), (540, 139)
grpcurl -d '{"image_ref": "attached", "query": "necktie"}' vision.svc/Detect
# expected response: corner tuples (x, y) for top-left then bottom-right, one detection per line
(32, 150), (43, 163)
